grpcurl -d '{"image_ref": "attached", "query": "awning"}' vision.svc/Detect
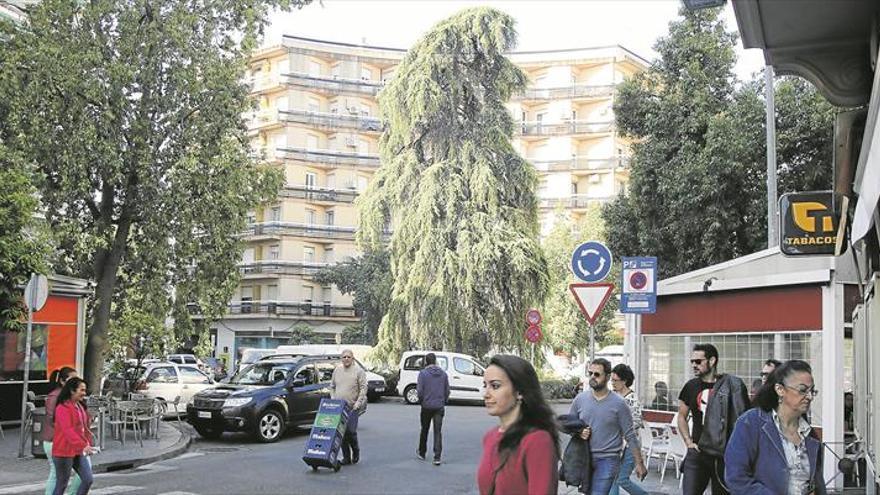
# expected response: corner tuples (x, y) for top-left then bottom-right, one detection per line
(852, 127), (880, 242)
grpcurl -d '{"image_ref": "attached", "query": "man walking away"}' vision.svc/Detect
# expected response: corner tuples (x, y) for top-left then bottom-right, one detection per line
(331, 349), (367, 465)
(678, 344), (750, 495)
(416, 353), (449, 465)
(569, 358), (647, 495)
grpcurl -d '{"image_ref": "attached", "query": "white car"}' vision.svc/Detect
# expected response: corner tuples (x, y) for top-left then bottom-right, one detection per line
(396, 351), (485, 404)
(134, 362), (216, 412)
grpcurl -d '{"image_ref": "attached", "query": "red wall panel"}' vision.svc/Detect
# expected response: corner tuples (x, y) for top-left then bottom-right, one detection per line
(642, 285), (823, 334)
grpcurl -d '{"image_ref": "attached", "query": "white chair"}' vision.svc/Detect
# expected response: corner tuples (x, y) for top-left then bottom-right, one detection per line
(661, 424), (688, 484)
(639, 425), (669, 472)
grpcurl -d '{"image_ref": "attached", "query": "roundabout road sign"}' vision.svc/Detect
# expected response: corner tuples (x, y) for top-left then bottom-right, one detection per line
(571, 241), (613, 283)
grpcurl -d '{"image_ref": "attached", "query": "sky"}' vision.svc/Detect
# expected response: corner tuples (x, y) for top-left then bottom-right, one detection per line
(263, 0), (766, 81)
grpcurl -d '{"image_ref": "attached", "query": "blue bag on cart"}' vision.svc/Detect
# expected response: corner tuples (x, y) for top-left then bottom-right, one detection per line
(303, 399), (351, 472)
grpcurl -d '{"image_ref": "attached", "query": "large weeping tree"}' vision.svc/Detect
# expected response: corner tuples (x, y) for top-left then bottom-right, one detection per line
(0, 0), (310, 391)
(358, 8), (549, 359)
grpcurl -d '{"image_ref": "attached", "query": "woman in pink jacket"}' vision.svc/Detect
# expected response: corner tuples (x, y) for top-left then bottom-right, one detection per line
(43, 367), (81, 495)
(52, 377), (95, 495)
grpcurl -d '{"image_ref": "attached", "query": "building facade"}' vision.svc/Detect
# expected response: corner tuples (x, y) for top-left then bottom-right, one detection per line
(215, 36), (647, 367)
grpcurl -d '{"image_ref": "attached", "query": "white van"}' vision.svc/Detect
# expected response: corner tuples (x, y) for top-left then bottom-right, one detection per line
(272, 344), (387, 401)
(396, 351), (486, 404)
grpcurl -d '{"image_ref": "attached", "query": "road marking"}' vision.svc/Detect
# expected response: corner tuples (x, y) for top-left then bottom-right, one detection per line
(89, 485), (141, 495)
(0, 483), (44, 494)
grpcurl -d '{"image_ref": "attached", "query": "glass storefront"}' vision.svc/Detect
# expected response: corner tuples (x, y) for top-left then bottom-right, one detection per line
(640, 331), (822, 423)
(0, 324), (49, 382)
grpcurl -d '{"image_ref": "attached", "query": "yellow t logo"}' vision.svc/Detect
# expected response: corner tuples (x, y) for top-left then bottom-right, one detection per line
(792, 202), (834, 233)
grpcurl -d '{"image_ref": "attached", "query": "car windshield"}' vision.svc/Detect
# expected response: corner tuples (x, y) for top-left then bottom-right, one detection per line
(230, 362), (297, 385)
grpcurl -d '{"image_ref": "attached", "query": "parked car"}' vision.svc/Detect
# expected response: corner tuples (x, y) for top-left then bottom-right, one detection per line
(272, 345), (387, 402)
(187, 354), (340, 442)
(101, 358), (161, 397)
(396, 351), (485, 405)
(132, 362), (216, 412)
(167, 353), (206, 372)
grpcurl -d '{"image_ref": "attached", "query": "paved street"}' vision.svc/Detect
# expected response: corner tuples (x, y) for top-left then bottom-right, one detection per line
(1, 399), (680, 495)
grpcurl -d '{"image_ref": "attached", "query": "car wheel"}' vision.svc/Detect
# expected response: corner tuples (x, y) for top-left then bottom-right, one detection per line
(404, 385), (419, 405)
(194, 424), (223, 440)
(255, 409), (285, 443)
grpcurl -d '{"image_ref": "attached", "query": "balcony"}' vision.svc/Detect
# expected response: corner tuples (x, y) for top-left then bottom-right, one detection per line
(515, 120), (614, 137)
(226, 300), (361, 319)
(281, 185), (359, 204)
(248, 109), (282, 131)
(244, 222), (357, 240)
(531, 156), (629, 172)
(239, 260), (331, 278)
(279, 109), (384, 133)
(283, 72), (383, 97)
(250, 73), (283, 93)
(277, 147), (380, 168)
(539, 194), (616, 209)
(513, 84), (615, 101)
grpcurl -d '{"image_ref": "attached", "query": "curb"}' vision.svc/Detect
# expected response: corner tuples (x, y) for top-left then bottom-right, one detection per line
(91, 426), (192, 474)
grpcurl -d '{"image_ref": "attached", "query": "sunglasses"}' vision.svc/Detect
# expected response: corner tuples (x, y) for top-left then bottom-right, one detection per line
(760, 372), (770, 377)
(690, 359), (706, 365)
(588, 371), (604, 378)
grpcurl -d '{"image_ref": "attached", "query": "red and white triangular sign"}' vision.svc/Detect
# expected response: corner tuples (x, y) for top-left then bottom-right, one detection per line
(569, 283), (615, 325)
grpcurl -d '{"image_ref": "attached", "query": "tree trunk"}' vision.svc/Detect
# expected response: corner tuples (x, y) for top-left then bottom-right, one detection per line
(83, 219), (132, 393)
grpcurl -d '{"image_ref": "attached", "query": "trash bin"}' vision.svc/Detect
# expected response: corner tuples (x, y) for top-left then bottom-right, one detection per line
(30, 407), (46, 458)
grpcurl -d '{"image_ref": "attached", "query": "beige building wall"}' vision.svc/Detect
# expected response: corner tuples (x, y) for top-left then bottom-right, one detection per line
(216, 37), (647, 362)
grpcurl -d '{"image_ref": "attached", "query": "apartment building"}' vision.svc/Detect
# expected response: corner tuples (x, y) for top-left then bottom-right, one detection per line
(214, 36), (647, 365)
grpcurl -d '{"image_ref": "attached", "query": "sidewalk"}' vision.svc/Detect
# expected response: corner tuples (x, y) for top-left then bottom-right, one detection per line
(0, 420), (191, 487)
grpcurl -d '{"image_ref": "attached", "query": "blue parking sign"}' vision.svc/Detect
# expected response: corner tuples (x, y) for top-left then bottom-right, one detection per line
(620, 257), (657, 314)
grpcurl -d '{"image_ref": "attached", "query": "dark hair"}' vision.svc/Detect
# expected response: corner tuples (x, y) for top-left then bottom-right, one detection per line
(425, 353), (436, 365)
(487, 355), (560, 461)
(611, 363), (635, 387)
(693, 344), (719, 367)
(755, 360), (813, 411)
(591, 358), (612, 376)
(57, 377), (86, 404)
(764, 359), (782, 369)
(49, 367), (77, 391)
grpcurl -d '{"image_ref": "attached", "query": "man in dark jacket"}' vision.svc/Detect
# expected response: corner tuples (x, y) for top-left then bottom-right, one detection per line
(416, 353), (450, 465)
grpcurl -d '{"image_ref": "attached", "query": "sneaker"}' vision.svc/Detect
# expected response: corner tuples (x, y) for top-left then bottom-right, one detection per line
(433, 458), (441, 466)
(416, 451), (426, 461)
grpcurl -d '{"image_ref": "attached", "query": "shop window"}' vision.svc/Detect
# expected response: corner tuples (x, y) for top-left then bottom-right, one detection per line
(0, 325), (49, 382)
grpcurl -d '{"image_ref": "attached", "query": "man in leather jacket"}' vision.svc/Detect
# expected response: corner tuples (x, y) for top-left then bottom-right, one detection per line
(677, 344), (750, 495)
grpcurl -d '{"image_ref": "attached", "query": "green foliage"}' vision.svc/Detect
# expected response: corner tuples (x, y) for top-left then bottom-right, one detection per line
(358, 8), (549, 360)
(287, 323), (316, 345)
(313, 248), (390, 344)
(0, 0), (310, 390)
(540, 377), (580, 400)
(0, 146), (50, 332)
(605, 8), (835, 278)
(541, 206), (620, 358)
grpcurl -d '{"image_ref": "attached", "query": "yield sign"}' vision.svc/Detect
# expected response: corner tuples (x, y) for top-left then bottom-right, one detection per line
(569, 283), (615, 325)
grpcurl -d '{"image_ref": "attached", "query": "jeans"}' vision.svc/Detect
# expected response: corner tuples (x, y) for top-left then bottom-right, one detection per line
(682, 448), (728, 495)
(585, 455), (621, 495)
(418, 407), (444, 460)
(609, 446), (648, 495)
(44, 442), (82, 495)
(341, 411), (360, 462)
(52, 455), (93, 495)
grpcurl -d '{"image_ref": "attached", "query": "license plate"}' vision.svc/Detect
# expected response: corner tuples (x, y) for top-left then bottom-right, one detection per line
(197, 411), (212, 419)
(375, 388), (385, 393)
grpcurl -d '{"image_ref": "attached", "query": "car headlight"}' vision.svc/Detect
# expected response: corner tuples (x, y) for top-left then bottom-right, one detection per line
(222, 397), (252, 408)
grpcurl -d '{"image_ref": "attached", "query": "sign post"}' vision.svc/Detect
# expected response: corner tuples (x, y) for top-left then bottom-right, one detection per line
(19, 274), (48, 458)
(524, 309), (542, 365)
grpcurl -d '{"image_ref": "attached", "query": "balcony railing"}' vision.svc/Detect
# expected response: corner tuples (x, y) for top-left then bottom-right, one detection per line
(282, 72), (383, 96)
(248, 109), (280, 129)
(244, 222), (358, 240)
(516, 120), (614, 137)
(531, 157), (630, 172)
(514, 84), (615, 100)
(539, 194), (616, 209)
(239, 260), (331, 277)
(277, 147), (380, 168)
(281, 185), (359, 203)
(227, 300), (361, 318)
(279, 109), (383, 133)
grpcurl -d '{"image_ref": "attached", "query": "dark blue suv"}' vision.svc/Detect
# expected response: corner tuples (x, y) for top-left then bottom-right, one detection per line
(187, 355), (339, 442)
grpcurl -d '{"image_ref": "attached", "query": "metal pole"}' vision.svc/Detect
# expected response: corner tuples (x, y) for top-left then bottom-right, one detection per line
(589, 323), (595, 363)
(765, 65), (779, 248)
(18, 295), (34, 458)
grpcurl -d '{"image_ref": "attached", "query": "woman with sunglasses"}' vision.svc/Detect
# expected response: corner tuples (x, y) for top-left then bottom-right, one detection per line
(724, 360), (826, 495)
(477, 355), (559, 495)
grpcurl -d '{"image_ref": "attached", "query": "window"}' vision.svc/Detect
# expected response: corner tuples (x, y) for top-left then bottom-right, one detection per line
(179, 367), (210, 384)
(316, 362), (336, 383)
(303, 246), (315, 262)
(360, 67), (372, 80)
(293, 364), (316, 386)
(324, 248), (334, 263)
(270, 206), (282, 222)
(305, 209), (316, 224)
(307, 97), (320, 113)
(404, 355), (448, 370)
(147, 367), (178, 384)
(325, 211), (335, 226)
(183, 356), (198, 364)
(322, 286), (332, 303)
(0, 324), (49, 381)
(305, 173), (317, 189)
(302, 285), (314, 303)
(268, 245), (280, 260)
(266, 285), (278, 301)
(454, 357), (477, 376)
(246, 211), (256, 224)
